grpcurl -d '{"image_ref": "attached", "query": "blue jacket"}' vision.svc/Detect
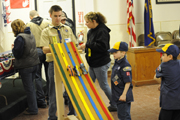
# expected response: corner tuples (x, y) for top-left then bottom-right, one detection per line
(156, 60), (180, 110)
(111, 56), (134, 104)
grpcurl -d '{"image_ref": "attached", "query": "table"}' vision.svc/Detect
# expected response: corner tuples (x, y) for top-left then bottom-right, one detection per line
(127, 47), (161, 86)
(0, 58), (15, 80)
(0, 50), (15, 105)
(0, 50), (15, 81)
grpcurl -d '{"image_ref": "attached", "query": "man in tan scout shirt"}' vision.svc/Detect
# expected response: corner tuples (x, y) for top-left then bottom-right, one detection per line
(26, 10), (50, 108)
(39, 5), (77, 120)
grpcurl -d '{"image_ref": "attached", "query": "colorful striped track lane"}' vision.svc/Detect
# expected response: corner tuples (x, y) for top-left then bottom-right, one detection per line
(64, 42), (103, 120)
(50, 44), (85, 120)
(69, 42), (114, 120)
(56, 43), (95, 120)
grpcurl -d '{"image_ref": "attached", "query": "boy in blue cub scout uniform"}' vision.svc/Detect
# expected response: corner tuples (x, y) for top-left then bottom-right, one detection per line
(108, 41), (134, 120)
(155, 43), (180, 120)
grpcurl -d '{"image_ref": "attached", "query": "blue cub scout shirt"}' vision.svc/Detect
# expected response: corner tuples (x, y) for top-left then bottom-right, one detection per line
(156, 60), (180, 110)
(111, 56), (134, 104)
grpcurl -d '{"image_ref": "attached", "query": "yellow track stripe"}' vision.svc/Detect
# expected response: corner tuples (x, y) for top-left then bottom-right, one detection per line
(57, 43), (95, 120)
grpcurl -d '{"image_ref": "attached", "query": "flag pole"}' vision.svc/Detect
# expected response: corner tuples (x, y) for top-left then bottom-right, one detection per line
(130, 19), (132, 47)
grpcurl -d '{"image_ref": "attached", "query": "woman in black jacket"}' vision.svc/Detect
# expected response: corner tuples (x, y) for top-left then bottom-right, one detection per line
(80, 12), (117, 111)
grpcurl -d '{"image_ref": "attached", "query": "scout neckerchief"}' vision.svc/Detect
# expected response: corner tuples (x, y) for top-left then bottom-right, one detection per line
(53, 26), (62, 43)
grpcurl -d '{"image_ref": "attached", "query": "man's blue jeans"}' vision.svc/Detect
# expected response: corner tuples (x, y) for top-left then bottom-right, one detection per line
(19, 65), (38, 114)
(89, 61), (116, 107)
(48, 62), (57, 120)
(35, 48), (49, 104)
(117, 103), (131, 120)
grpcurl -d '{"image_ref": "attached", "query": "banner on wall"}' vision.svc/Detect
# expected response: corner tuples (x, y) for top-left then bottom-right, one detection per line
(78, 11), (84, 24)
(2, 0), (11, 27)
(10, 0), (29, 9)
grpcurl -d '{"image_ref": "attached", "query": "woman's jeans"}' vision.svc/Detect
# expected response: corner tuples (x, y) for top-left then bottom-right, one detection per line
(19, 65), (38, 113)
(89, 62), (116, 107)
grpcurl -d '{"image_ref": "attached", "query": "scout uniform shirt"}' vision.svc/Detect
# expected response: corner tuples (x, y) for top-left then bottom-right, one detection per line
(39, 23), (77, 62)
(156, 60), (180, 110)
(26, 18), (50, 47)
(111, 56), (134, 104)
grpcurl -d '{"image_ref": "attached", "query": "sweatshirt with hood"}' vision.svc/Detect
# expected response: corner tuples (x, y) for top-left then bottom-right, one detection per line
(26, 16), (50, 47)
(85, 23), (111, 67)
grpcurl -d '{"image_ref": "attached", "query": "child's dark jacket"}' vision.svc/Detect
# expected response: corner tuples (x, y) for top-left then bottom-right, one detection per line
(111, 56), (134, 104)
(156, 60), (180, 110)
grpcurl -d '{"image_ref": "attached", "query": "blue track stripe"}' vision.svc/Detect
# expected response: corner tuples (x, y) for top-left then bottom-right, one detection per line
(64, 42), (103, 120)
(51, 44), (85, 119)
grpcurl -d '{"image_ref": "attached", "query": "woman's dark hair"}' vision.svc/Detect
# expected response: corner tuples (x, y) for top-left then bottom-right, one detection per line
(11, 19), (25, 37)
(84, 12), (107, 24)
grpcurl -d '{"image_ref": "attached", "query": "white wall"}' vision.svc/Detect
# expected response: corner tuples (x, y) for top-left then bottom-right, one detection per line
(0, 0), (35, 52)
(1, 0), (180, 75)
(93, 0), (180, 24)
(1, 0), (180, 50)
(37, 0), (73, 20)
(91, 0), (180, 46)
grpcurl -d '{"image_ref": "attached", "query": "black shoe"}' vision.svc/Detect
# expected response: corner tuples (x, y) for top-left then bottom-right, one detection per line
(23, 110), (37, 115)
(108, 106), (117, 112)
(38, 103), (47, 108)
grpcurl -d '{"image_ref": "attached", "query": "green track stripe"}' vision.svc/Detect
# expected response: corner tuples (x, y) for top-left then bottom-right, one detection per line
(51, 44), (85, 120)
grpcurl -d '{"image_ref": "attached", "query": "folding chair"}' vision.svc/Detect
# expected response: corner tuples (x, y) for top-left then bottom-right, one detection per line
(172, 30), (180, 40)
(155, 31), (172, 47)
(138, 34), (144, 46)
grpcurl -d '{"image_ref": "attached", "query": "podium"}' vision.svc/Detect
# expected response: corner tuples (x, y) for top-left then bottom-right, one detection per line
(127, 47), (161, 86)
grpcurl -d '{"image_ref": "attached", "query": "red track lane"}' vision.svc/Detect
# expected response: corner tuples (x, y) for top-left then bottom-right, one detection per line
(70, 42), (112, 120)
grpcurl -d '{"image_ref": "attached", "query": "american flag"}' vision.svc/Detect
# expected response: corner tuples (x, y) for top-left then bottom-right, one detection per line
(127, 0), (136, 47)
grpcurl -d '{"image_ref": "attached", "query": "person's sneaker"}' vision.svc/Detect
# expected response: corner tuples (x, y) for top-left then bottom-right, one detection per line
(23, 110), (37, 115)
(38, 103), (47, 108)
(108, 106), (117, 112)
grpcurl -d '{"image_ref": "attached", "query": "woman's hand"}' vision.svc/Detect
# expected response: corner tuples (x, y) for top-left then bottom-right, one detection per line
(11, 44), (14, 49)
(79, 43), (86, 50)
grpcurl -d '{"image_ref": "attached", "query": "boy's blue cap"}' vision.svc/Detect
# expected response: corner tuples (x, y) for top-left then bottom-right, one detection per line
(108, 41), (128, 53)
(156, 43), (179, 57)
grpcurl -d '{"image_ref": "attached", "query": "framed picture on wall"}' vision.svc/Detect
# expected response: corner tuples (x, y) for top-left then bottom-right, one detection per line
(156, 0), (180, 4)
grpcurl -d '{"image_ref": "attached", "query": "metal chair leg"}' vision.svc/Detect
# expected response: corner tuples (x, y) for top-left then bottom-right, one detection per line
(0, 94), (8, 105)
(13, 79), (16, 87)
